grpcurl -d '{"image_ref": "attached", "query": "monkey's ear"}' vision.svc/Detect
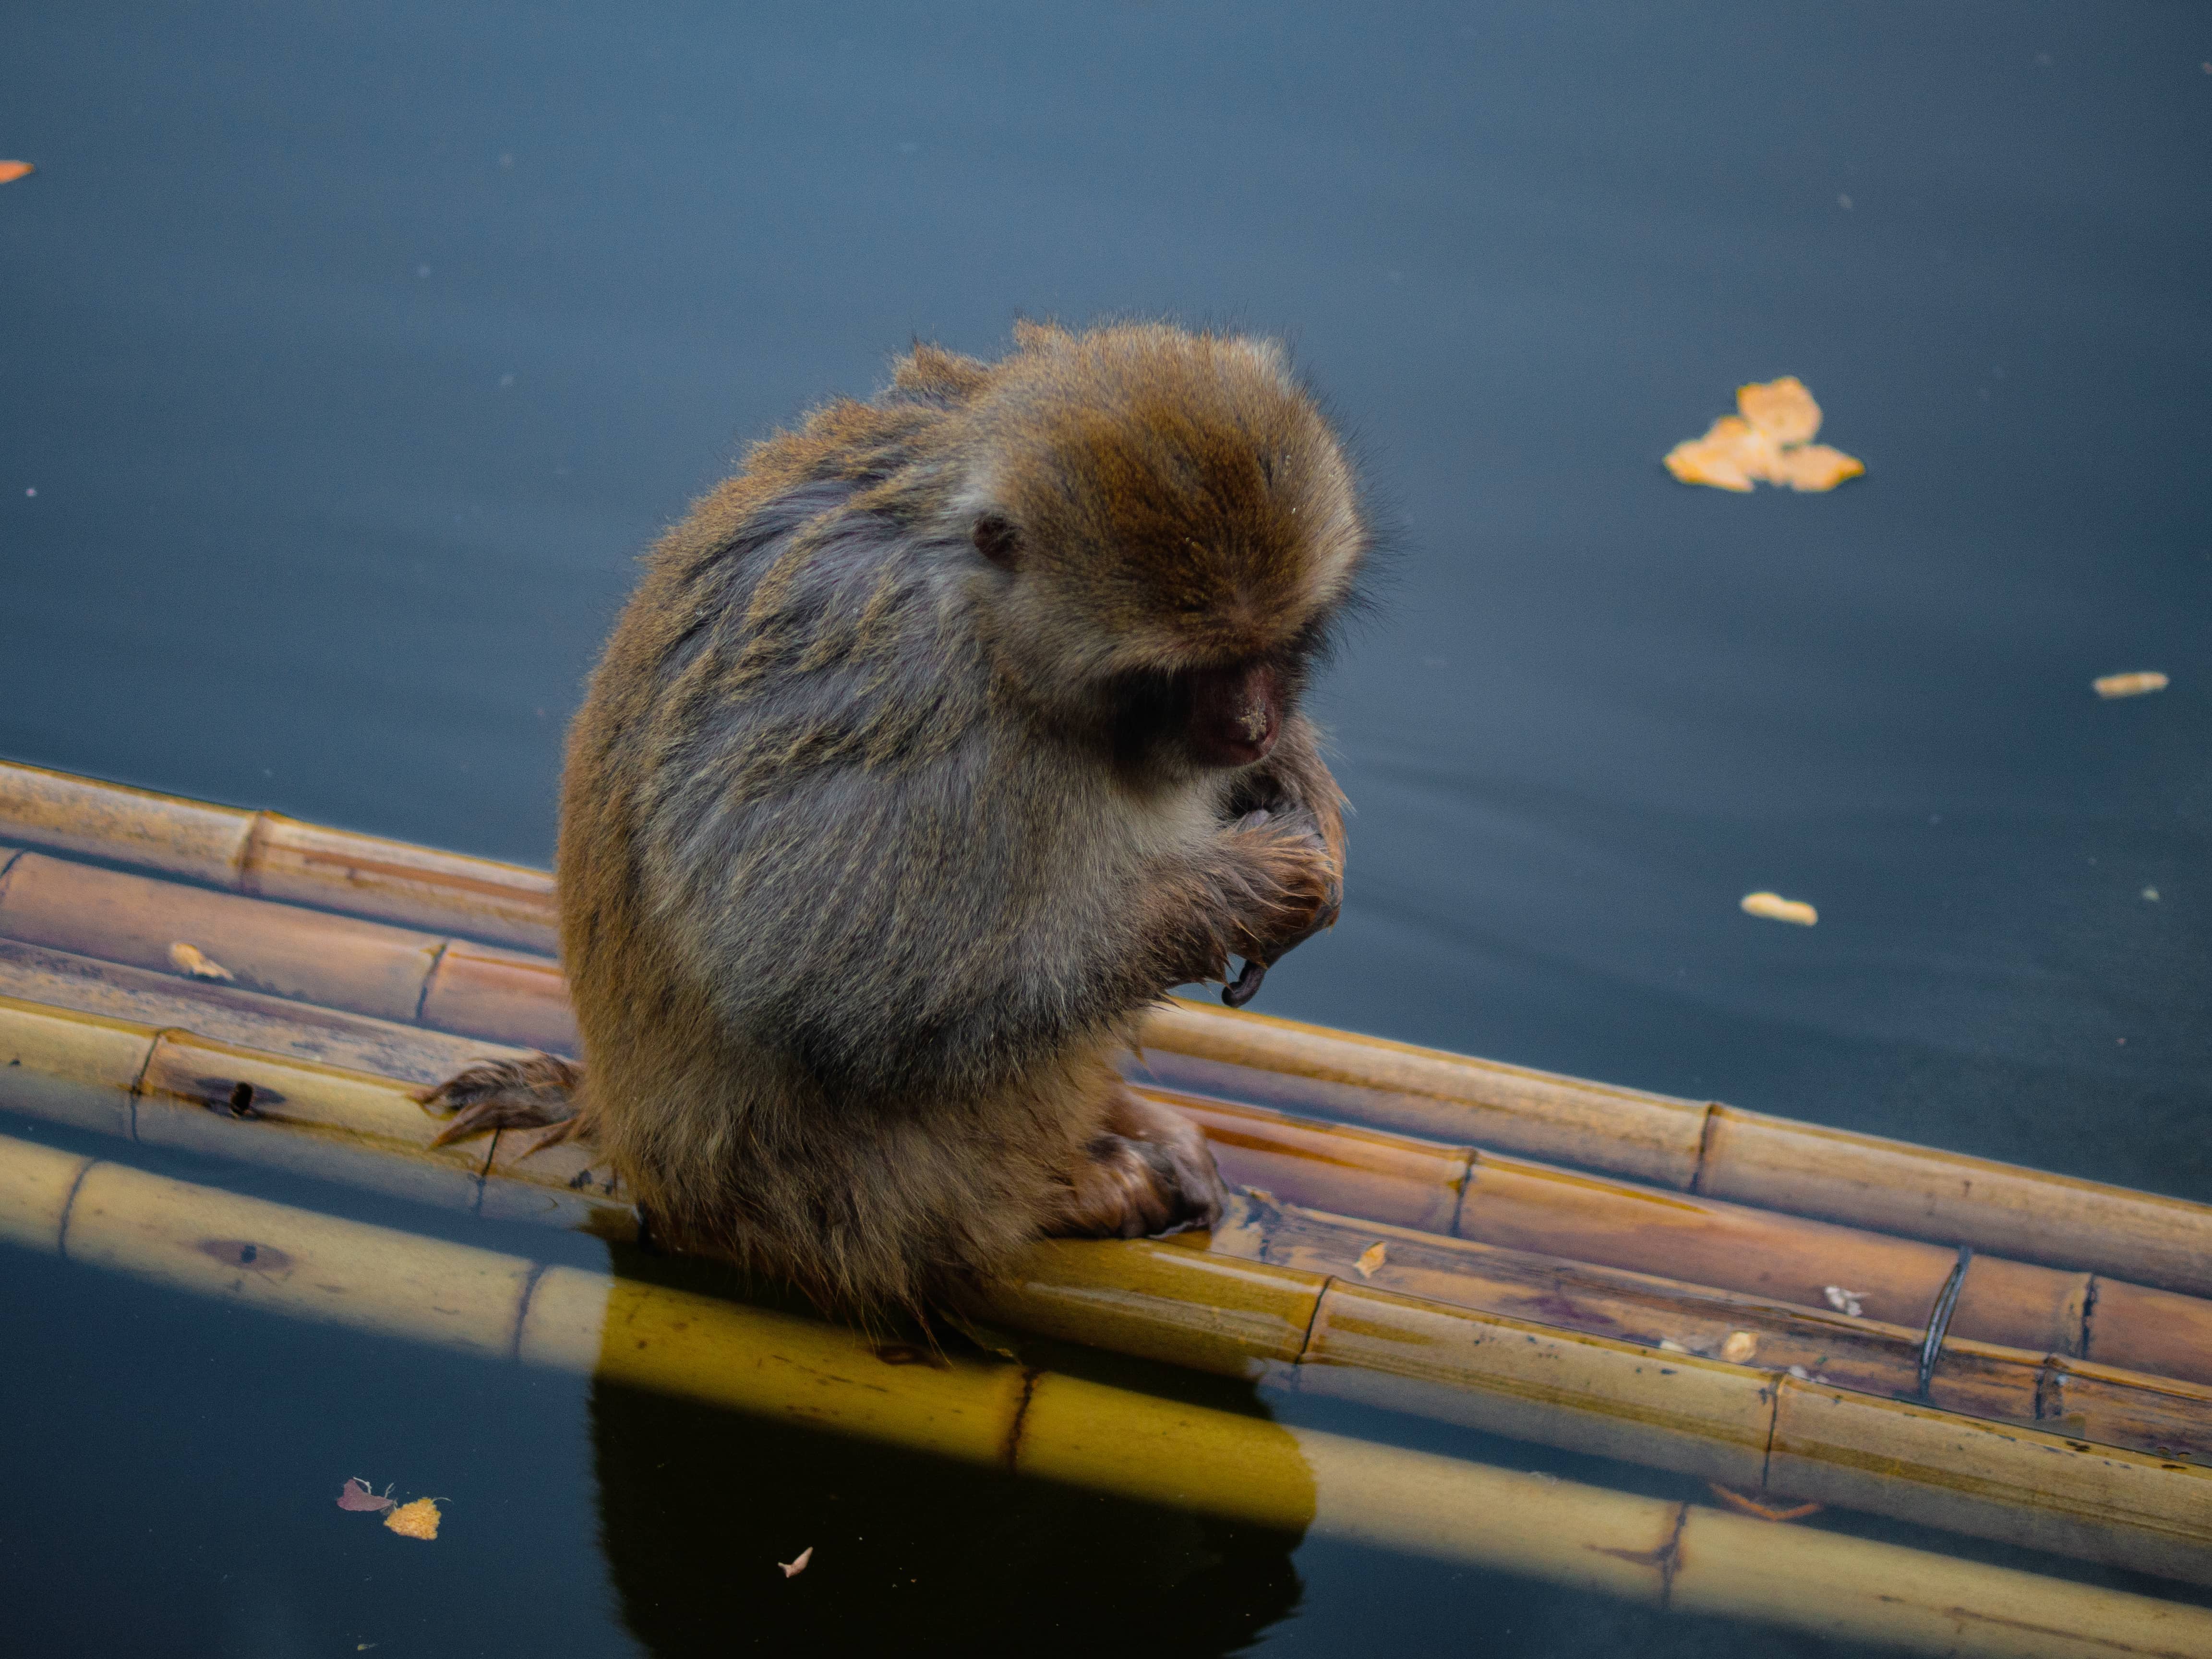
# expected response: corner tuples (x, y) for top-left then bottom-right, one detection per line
(972, 513), (1022, 571)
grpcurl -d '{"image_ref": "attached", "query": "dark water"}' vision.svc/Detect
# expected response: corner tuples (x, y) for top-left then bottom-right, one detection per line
(2, 2), (2208, 1653)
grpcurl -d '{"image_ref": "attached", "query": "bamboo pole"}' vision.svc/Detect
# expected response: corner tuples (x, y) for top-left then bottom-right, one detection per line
(1230, 1201), (2212, 1467)
(1, 915), (2207, 1393)
(1136, 999), (2212, 1302)
(1119, 1090), (2212, 1389)
(4, 994), (2209, 1584)
(9, 763), (2212, 1302)
(1, 1130), (2205, 1659)
(0, 759), (558, 952)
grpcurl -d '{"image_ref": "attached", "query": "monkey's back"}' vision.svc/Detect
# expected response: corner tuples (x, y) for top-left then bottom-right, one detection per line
(555, 368), (1188, 1308)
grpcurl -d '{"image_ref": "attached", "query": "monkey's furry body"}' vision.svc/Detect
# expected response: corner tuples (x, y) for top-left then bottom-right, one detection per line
(433, 322), (1365, 1312)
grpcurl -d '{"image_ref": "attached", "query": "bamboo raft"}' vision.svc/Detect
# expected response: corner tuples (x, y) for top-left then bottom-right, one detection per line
(3, 758), (2210, 1645)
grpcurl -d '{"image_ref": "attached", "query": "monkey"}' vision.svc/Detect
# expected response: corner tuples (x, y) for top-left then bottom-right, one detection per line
(421, 319), (1367, 1316)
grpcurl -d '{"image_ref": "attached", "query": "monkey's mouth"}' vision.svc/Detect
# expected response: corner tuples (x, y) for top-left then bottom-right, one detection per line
(1185, 661), (1282, 767)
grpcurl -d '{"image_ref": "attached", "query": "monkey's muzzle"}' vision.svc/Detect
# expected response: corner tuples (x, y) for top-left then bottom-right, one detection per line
(1187, 661), (1282, 768)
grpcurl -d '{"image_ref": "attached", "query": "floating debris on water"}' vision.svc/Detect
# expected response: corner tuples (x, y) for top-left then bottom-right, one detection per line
(779, 1546), (814, 1579)
(336, 1478), (395, 1514)
(1665, 377), (1864, 493)
(383, 1497), (443, 1540)
(1354, 1241), (1388, 1278)
(1741, 891), (1818, 926)
(2093, 671), (2168, 699)
(0, 162), (33, 185)
(1720, 1330), (1759, 1363)
(1824, 1286), (1868, 1318)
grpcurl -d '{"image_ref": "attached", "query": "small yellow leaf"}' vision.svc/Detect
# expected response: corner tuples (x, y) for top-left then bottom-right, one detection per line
(1663, 416), (1769, 492)
(779, 1545), (813, 1578)
(2093, 671), (2168, 699)
(1762, 443), (1865, 492)
(1353, 1241), (1388, 1278)
(1741, 891), (1817, 926)
(168, 942), (236, 981)
(1719, 1330), (1758, 1364)
(0, 161), (33, 185)
(1666, 379), (1863, 493)
(1736, 375), (1823, 446)
(383, 1497), (442, 1540)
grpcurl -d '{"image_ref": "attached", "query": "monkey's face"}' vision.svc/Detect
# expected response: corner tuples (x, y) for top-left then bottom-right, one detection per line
(1096, 653), (1301, 782)
(956, 325), (1365, 776)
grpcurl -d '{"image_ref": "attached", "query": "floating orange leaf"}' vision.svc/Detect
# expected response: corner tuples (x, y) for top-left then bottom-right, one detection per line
(1353, 1241), (1388, 1279)
(1741, 891), (1817, 926)
(2093, 671), (2167, 699)
(383, 1497), (442, 1540)
(0, 162), (33, 186)
(1736, 376), (1823, 446)
(1666, 377), (1863, 493)
(1762, 443), (1865, 493)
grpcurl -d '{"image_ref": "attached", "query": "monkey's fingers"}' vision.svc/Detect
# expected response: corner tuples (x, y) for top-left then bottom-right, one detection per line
(1222, 958), (1269, 1007)
(415, 1054), (583, 1147)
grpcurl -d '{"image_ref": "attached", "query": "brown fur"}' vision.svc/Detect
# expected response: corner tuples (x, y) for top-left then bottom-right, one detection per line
(425, 321), (1365, 1314)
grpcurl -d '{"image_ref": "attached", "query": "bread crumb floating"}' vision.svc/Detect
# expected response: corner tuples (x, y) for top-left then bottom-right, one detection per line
(1665, 377), (1864, 493)
(1719, 1330), (1758, 1364)
(1741, 891), (1817, 926)
(2093, 671), (2168, 699)
(1354, 1241), (1388, 1278)
(383, 1497), (443, 1540)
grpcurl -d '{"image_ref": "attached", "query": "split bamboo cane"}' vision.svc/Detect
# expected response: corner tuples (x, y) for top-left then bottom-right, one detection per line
(1, 1130), (2207, 1659)
(2, 860), (2205, 1393)
(7, 939), (2204, 1462)
(7, 762), (2211, 1301)
(3, 993), (2209, 1584)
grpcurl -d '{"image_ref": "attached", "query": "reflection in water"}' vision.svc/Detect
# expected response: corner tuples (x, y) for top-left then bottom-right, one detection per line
(588, 1379), (1303, 1657)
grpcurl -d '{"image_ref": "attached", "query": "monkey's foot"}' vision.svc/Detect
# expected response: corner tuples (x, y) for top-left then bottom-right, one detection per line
(1048, 1089), (1228, 1240)
(414, 1053), (590, 1153)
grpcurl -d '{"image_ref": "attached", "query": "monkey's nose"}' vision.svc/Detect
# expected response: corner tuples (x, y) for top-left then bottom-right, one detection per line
(1188, 661), (1282, 767)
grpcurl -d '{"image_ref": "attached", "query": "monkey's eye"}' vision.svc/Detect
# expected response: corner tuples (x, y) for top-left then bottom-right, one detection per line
(972, 513), (1021, 571)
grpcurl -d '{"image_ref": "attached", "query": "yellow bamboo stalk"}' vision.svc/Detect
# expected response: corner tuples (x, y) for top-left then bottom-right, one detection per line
(3, 993), (2208, 1584)
(2, 1129), (2205, 1659)
(1235, 1201), (2212, 1467)
(1170, 1090), (2212, 1387)
(1141, 998), (2212, 1301)
(0, 760), (557, 952)
(9, 760), (2211, 1303)
(2, 896), (2207, 1395)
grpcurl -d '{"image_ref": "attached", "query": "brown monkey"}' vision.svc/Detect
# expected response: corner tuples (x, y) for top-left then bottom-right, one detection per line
(423, 320), (1365, 1313)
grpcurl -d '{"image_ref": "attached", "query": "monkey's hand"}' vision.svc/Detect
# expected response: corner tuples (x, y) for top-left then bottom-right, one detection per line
(1046, 1088), (1227, 1239)
(1211, 806), (1341, 1005)
(414, 1053), (593, 1155)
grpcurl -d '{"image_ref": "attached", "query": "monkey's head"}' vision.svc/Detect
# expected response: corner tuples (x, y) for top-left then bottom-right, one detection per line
(949, 322), (1367, 779)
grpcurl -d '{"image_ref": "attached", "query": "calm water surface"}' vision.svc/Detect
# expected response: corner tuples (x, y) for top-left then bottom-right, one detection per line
(2, 3), (2208, 1653)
